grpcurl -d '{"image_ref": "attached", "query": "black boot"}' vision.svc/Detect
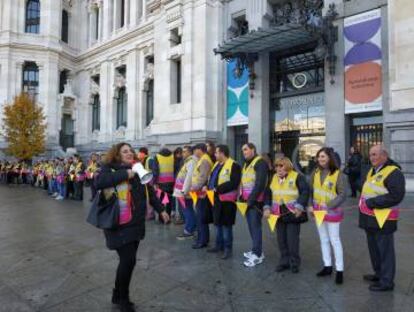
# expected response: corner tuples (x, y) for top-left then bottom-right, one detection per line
(316, 266), (333, 277)
(335, 271), (343, 285)
(119, 300), (136, 312)
(112, 288), (120, 305)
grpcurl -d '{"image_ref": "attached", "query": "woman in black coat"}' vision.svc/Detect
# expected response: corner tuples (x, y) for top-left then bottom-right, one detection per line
(96, 143), (169, 312)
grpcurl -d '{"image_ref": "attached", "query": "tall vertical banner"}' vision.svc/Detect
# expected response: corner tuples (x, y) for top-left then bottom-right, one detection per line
(227, 61), (249, 126)
(344, 9), (382, 114)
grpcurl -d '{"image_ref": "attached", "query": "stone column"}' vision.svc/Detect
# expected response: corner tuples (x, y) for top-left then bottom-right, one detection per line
(126, 49), (139, 140)
(324, 9), (346, 165)
(113, 0), (119, 31)
(130, 0), (138, 27)
(142, 0), (147, 21)
(248, 53), (269, 154)
(103, 0), (112, 39)
(14, 61), (23, 96)
(98, 5), (103, 41)
(99, 61), (111, 143)
(124, 0), (130, 28)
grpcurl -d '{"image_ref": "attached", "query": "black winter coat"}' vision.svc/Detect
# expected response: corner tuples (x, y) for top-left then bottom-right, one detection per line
(359, 159), (405, 233)
(347, 152), (362, 176)
(96, 163), (164, 250)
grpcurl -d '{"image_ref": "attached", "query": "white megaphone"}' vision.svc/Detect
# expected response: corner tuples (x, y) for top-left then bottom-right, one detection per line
(132, 162), (153, 185)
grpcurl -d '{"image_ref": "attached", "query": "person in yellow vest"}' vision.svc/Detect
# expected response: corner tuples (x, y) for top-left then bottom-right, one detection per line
(153, 147), (175, 223)
(263, 157), (309, 273)
(241, 143), (269, 267)
(86, 153), (100, 201)
(309, 147), (347, 284)
(205, 145), (241, 259)
(174, 145), (197, 239)
(137, 147), (156, 220)
(73, 154), (85, 201)
(67, 157), (76, 198)
(359, 144), (405, 292)
(190, 143), (214, 249)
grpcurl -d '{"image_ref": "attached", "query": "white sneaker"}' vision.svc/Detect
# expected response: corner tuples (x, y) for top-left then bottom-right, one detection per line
(243, 254), (264, 268)
(56, 196), (64, 200)
(52, 192), (58, 197)
(243, 251), (265, 260)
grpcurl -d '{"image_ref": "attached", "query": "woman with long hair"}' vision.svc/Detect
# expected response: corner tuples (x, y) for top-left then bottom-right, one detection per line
(96, 142), (169, 312)
(309, 147), (348, 285)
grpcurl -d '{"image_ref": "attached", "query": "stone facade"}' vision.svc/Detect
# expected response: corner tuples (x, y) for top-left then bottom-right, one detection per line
(0, 0), (226, 156)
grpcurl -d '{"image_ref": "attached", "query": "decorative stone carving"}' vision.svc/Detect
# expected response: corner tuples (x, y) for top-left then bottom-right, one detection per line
(144, 63), (154, 81)
(90, 78), (100, 95)
(271, 0), (323, 28)
(114, 72), (126, 89)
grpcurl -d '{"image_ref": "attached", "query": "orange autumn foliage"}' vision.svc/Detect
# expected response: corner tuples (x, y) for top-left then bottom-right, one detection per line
(2, 93), (46, 160)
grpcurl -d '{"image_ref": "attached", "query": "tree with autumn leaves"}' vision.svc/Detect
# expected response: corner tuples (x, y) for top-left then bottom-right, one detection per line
(2, 93), (46, 161)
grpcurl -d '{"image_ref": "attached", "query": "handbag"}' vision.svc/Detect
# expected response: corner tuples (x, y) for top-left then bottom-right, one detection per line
(86, 187), (120, 230)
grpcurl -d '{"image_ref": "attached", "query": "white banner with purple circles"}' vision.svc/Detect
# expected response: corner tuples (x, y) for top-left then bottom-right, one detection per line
(344, 9), (383, 114)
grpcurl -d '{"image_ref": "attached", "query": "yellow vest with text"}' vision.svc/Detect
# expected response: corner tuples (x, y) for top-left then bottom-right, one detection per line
(360, 165), (400, 220)
(270, 171), (299, 215)
(241, 156), (265, 202)
(191, 154), (213, 195)
(211, 158), (238, 202)
(313, 169), (343, 222)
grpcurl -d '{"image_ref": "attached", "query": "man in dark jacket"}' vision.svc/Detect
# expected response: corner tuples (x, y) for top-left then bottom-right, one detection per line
(346, 146), (362, 197)
(206, 145), (241, 259)
(359, 144), (405, 292)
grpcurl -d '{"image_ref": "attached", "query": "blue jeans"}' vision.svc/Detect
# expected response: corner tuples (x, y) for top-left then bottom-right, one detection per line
(175, 198), (185, 220)
(48, 178), (57, 195)
(195, 198), (210, 246)
(58, 183), (67, 198)
(181, 198), (196, 234)
(246, 207), (263, 257)
(215, 225), (233, 251)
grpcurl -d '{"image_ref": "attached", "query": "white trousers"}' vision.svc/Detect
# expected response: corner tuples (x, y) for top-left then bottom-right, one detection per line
(317, 222), (344, 271)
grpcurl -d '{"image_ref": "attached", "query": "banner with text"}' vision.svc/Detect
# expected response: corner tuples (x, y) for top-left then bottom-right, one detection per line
(344, 9), (382, 114)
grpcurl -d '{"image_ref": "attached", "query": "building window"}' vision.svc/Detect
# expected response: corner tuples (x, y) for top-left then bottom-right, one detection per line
(22, 62), (39, 102)
(120, 0), (125, 28)
(228, 14), (248, 38)
(170, 28), (182, 46)
(116, 87), (127, 128)
(146, 80), (154, 126)
(170, 59), (182, 104)
(92, 94), (100, 131)
(59, 70), (68, 94)
(25, 0), (40, 34)
(61, 10), (69, 43)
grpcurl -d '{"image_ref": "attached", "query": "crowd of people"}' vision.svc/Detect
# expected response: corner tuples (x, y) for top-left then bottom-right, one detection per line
(0, 141), (406, 312)
(0, 153), (99, 201)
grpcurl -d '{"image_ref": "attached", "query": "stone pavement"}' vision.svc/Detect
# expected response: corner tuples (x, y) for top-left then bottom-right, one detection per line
(0, 185), (414, 312)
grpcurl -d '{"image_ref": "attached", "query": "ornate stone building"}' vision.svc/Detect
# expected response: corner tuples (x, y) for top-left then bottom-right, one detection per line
(0, 0), (226, 156)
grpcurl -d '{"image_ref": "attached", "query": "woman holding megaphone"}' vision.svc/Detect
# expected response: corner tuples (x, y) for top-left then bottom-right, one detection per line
(96, 142), (169, 312)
